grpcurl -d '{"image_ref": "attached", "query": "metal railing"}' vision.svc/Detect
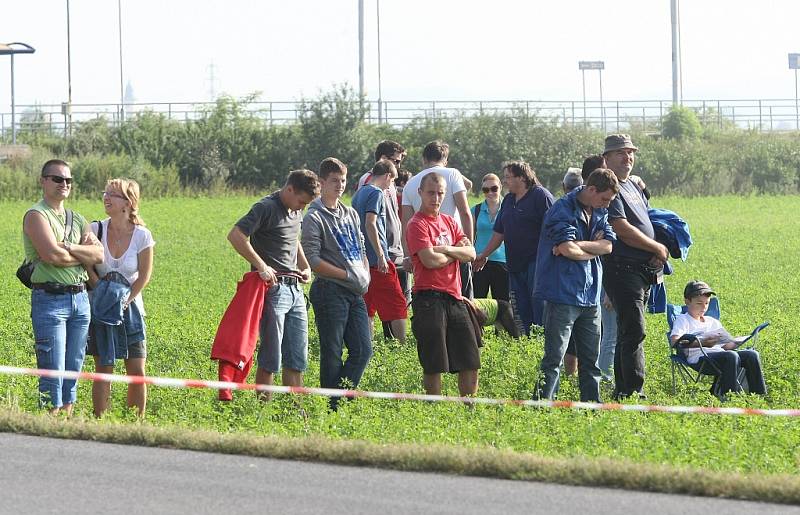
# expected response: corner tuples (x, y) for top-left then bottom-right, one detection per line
(2, 98), (800, 138)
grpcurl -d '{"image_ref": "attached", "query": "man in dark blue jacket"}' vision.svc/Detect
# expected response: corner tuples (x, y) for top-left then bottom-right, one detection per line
(534, 169), (619, 402)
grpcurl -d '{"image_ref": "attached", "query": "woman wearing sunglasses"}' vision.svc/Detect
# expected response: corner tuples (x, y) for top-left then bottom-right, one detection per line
(22, 160), (104, 414)
(471, 173), (509, 302)
(86, 178), (155, 417)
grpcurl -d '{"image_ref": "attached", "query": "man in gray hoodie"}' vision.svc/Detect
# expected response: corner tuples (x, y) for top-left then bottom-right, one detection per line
(301, 158), (372, 409)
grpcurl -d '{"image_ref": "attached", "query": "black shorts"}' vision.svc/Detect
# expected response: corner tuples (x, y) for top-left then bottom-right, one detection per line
(411, 291), (480, 374)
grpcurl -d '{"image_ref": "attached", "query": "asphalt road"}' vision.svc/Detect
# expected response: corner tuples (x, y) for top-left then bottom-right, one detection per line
(1, 433), (797, 514)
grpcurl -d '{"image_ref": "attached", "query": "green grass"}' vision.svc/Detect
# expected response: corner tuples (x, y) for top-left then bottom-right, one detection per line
(1, 195), (799, 486)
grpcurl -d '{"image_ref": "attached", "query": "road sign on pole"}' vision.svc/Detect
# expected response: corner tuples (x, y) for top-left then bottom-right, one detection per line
(578, 61), (604, 71)
(790, 54), (800, 129)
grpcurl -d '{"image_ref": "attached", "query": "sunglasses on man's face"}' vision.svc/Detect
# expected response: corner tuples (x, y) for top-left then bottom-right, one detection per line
(44, 175), (73, 185)
(482, 185), (499, 194)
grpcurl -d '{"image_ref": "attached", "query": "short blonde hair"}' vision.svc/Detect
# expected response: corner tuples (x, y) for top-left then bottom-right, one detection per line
(106, 178), (145, 226)
(481, 173), (500, 184)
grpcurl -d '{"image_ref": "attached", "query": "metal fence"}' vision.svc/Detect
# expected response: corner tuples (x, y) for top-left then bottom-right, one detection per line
(2, 98), (800, 138)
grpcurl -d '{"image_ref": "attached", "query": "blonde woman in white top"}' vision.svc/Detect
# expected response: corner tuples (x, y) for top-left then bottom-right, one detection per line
(87, 178), (155, 417)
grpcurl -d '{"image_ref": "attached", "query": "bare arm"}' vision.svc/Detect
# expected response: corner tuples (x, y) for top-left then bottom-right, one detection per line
(296, 240), (311, 283)
(474, 231), (504, 271)
(310, 258), (348, 281)
(365, 212), (388, 273)
(554, 241), (596, 261)
(227, 225), (276, 283)
(125, 246), (153, 308)
(401, 204), (415, 270)
(453, 190), (473, 244)
(416, 246), (455, 269)
(68, 226), (104, 265)
(24, 211), (81, 266)
(609, 218), (668, 263)
(670, 334), (722, 348)
(435, 237), (476, 263)
(572, 239), (613, 256)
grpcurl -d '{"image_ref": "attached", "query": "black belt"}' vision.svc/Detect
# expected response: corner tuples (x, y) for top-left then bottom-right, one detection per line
(605, 254), (649, 266)
(276, 275), (299, 285)
(416, 289), (458, 302)
(32, 282), (86, 294)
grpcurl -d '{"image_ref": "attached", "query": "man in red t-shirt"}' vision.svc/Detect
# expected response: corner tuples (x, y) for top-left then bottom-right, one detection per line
(406, 173), (480, 396)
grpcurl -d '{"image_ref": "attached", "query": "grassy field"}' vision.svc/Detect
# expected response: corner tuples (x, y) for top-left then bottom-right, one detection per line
(1, 195), (799, 481)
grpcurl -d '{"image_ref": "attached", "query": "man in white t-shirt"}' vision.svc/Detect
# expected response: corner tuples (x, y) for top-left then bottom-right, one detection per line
(401, 140), (474, 298)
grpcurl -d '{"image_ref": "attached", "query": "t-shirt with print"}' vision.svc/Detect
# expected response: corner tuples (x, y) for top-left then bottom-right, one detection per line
(607, 178), (655, 262)
(670, 312), (727, 365)
(235, 191), (302, 274)
(407, 211), (465, 300)
(402, 166), (467, 228)
(352, 183), (388, 267)
(92, 219), (156, 313)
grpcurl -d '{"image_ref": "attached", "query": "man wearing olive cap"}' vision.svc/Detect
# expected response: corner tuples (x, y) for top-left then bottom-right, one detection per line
(602, 134), (669, 400)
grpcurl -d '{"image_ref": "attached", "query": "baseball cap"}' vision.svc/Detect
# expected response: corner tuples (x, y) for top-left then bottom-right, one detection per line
(684, 280), (716, 299)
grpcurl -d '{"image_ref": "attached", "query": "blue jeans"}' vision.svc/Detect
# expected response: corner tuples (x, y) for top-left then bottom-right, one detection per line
(257, 283), (308, 373)
(309, 279), (372, 393)
(540, 302), (601, 402)
(598, 295), (617, 381)
(509, 260), (544, 335)
(30, 289), (90, 408)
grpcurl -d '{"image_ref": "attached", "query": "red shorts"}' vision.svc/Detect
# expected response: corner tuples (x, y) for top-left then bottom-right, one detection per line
(363, 261), (408, 321)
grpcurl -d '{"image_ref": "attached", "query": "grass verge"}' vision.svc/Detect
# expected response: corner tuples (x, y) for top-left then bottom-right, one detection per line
(2, 408), (798, 505)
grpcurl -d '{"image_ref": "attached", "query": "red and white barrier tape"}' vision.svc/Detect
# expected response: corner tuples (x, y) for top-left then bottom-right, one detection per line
(1, 365), (797, 417)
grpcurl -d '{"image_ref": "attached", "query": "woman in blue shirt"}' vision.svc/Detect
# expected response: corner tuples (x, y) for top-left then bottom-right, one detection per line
(472, 173), (508, 301)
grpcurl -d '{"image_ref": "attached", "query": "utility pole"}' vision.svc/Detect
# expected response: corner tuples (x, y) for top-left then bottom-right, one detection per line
(207, 62), (217, 101)
(358, 0), (365, 102)
(670, 0), (680, 105)
(118, 0), (125, 122)
(376, 0), (383, 123)
(66, 0), (73, 136)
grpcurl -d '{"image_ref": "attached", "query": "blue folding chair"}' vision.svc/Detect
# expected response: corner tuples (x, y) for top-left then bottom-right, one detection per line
(665, 297), (769, 397)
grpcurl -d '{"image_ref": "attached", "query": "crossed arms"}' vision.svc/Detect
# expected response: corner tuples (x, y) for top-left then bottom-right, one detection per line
(416, 236), (475, 269)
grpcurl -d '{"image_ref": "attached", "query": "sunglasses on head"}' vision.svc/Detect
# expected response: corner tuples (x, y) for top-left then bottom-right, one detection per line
(44, 175), (73, 185)
(482, 185), (499, 194)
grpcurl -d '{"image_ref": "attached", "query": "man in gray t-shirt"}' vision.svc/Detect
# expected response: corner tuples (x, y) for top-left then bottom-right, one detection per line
(227, 169), (319, 400)
(601, 134), (669, 400)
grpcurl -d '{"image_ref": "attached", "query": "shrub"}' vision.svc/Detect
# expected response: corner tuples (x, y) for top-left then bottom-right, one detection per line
(662, 105), (703, 140)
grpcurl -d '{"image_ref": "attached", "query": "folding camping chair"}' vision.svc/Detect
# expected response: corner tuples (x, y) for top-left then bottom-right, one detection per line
(665, 297), (769, 397)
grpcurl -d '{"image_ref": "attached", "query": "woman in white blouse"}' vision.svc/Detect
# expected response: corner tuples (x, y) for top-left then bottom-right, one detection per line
(87, 178), (154, 417)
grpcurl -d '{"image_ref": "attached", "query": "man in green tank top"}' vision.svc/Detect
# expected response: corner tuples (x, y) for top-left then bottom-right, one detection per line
(23, 159), (103, 414)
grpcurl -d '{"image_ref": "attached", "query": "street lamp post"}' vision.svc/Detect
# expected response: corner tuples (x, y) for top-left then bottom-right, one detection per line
(0, 42), (36, 144)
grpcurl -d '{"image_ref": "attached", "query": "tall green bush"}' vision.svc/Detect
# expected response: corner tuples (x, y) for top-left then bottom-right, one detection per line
(662, 105), (703, 140)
